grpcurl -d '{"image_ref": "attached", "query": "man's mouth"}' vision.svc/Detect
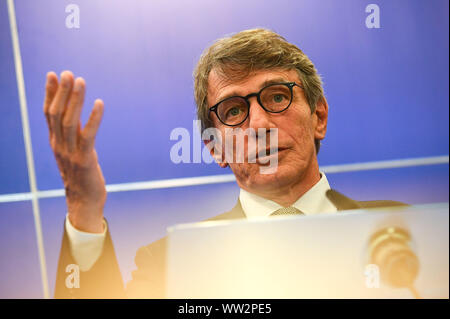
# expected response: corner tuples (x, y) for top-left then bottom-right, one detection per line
(243, 145), (288, 163)
(258, 147), (285, 156)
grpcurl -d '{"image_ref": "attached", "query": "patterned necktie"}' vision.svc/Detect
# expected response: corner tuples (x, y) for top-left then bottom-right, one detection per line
(270, 206), (305, 216)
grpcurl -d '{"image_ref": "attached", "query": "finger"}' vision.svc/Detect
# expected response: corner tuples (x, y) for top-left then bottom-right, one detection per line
(80, 99), (104, 152)
(49, 71), (74, 144)
(63, 77), (86, 152)
(43, 72), (58, 134)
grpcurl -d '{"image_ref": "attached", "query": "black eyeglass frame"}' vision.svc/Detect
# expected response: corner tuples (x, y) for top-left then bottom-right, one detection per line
(208, 82), (303, 127)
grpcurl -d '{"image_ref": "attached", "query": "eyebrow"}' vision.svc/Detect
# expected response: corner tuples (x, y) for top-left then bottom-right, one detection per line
(214, 77), (289, 104)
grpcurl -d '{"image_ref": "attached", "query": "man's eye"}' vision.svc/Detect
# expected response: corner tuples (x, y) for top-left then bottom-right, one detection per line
(228, 107), (241, 117)
(273, 94), (285, 103)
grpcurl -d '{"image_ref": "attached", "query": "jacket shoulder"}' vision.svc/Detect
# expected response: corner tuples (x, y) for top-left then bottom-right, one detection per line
(356, 200), (409, 209)
(326, 189), (409, 210)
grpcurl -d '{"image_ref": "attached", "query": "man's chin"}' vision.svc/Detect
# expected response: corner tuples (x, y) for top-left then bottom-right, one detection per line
(236, 164), (298, 192)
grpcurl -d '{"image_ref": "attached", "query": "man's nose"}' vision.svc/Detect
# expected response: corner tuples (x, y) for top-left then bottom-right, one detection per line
(247, 97), (274, 131)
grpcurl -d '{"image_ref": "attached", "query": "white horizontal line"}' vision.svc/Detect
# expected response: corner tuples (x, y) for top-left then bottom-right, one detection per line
(0, 192), (34, 202)
(321, 155), (449, 173)
(105, 173), (236, 192)
(0, 155), (448, 203)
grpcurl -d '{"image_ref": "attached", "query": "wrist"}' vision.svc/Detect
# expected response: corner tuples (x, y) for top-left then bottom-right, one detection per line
(67, 205), (105, 233)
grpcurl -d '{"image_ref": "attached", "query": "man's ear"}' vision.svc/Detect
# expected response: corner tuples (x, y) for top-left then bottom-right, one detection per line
(203, 139), (229, 168)
(313, 96), (328, 141)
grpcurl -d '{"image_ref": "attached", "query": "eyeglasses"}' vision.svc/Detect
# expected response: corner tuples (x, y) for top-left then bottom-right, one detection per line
(209, 82), (303, 127)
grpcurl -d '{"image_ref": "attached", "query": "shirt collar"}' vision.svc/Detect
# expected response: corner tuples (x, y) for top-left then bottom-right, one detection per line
(239, 172), (337, 218)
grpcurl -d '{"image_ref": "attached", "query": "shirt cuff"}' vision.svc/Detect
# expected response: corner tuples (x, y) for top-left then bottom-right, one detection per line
(65, 214), (107, 271)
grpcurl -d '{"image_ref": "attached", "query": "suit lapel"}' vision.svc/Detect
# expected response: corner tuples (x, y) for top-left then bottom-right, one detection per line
(326, 189), (362, 211)
(206, 199), (246, 221)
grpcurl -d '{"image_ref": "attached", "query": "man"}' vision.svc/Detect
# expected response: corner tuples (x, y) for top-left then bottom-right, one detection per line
(44, 29), (405, 298)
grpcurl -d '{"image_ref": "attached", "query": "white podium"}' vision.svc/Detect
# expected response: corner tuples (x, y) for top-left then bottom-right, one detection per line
(166, 203), (449, 298)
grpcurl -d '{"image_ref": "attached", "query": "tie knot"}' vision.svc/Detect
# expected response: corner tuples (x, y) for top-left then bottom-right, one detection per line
(270, 206), (305, 216)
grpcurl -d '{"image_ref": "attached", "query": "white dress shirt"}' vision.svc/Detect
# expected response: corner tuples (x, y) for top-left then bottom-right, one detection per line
(66, 172), (337, 271)
(240, 172), (337, 218)
(65, 215), (107, 271)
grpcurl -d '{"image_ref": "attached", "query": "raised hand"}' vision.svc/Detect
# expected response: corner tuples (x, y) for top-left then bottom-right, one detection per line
(44, 71), (106, 233)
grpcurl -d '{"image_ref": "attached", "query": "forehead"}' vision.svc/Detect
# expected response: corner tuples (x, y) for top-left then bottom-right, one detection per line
(207, 68), (300, 106)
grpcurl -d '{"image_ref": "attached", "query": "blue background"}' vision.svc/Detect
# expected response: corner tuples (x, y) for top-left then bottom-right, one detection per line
(0, 0), (448, 298)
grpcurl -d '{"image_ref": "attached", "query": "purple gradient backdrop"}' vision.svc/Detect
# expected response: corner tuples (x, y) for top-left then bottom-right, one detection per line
(0, 0), (448, 297)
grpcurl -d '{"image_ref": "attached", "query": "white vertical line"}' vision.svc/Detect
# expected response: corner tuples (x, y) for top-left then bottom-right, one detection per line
(7, 0), (49, 299)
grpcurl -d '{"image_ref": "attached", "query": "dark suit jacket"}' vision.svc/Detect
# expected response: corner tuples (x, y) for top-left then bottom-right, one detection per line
(54, 189), (407, 298)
